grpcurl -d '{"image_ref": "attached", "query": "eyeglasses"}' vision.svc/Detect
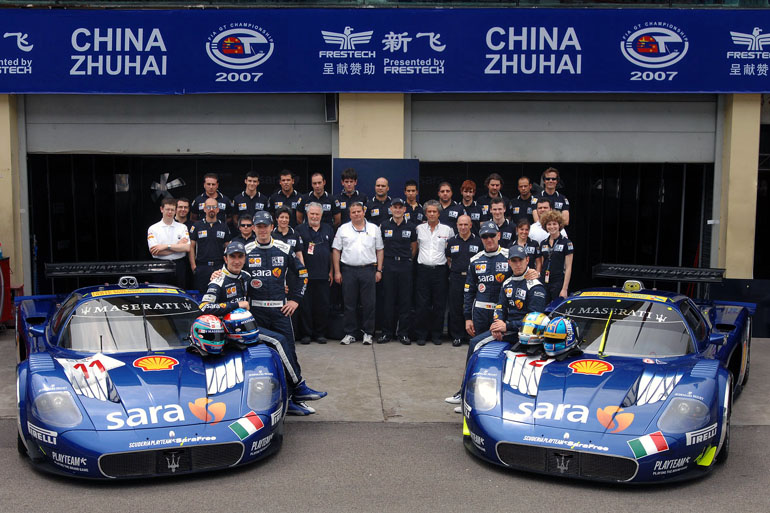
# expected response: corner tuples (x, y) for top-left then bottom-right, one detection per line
(481, 234), (497, 239)
(204, 206), (218, 210)
(544, 177), (558, 181)
(240, 223), (253, 228)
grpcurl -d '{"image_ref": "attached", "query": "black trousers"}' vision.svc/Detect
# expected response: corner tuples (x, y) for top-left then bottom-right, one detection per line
(341, 264), (376, 336)
(299, 279), (331, 339)
(382, 263), (413, 338)
(447, 272), (467, 341)
(414, 264), (448, 340)
(545, 276), (565, 305)
(193, 263), (217, 295)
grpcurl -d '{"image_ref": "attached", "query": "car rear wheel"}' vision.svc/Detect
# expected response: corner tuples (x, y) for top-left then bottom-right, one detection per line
(17, 432), (26, 456)
(716, 384), (732, 465)
(741, 319), (751, 387)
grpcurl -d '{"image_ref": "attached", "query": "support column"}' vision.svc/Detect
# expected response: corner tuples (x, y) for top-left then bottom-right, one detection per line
(0, 95), (23, 288)
(338, 94), (405, 158)
(718, 93), (760, 279)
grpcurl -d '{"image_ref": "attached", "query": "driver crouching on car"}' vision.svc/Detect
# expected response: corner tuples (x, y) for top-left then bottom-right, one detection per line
(200, 241), (326, 415)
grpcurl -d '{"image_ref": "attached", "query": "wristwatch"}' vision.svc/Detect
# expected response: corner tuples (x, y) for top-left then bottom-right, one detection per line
(167, 244), (171, 250)
(376, 269), (382, 273)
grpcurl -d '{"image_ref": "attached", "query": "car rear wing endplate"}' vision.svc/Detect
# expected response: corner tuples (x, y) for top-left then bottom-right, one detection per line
(45, 261), (176, 278)
(592, 264), (725, 284)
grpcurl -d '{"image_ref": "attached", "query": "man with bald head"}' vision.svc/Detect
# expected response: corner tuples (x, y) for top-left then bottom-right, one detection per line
(445, 214), (480, 347)
(189, 197), (232, 294)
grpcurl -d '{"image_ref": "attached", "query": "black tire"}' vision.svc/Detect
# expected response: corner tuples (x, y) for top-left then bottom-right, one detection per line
(741, 319), (751, 387)
(17, 432), (26, 456)
(716, 383), (732, 465)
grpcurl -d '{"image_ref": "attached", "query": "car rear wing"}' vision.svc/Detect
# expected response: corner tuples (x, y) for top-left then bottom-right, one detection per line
(45, 261), (176, 278)
(592, 263), (725, 299)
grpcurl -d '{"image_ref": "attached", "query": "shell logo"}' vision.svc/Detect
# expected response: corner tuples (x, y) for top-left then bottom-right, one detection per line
(568, 359), (614, 376)
(596, 405), (634, 433)
(133, 356), (179, 372)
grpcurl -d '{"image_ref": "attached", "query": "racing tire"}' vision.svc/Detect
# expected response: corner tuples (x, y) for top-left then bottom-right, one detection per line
(716, 384), (732, 465)
(741, 318), (751, 387)
(17, 432), (26, 456)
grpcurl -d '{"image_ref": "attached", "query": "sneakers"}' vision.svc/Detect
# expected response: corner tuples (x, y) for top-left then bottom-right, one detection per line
(362, 333), (373, 345)
(445, 391), (462, 405)
(293, 381), (328, 401)
(452, 338), (462, 347)
(287, 399), (316, 416)
(454, 406), (462, 414)
(399, 336), (411, 345)
(377, 334), (391, 344)
(340, 334), (356, 345)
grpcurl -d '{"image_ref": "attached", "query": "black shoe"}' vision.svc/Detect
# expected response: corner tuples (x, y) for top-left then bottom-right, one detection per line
(452, 338), (462, 347)
(432, 338), (442, 345)
(416, 339), (426, 346)
(300, 336), (311, 345)
(399, 336), (411, 345)
(316, 336), (327, 344)
(377, 334), (391, 344)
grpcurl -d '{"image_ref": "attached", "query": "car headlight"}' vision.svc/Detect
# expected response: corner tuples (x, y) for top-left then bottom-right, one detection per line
(246, 376), (282, 412)
(32, 391), (83, 428)
(465, 377), (498, 412)
(657, 397), (710, 433)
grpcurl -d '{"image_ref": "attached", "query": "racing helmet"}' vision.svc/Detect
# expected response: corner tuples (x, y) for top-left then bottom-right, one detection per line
(190, 315), (226, 355)
(543, 316), (580, 357)
(222, 308), (260, 345)
(518, 312), (550, 345)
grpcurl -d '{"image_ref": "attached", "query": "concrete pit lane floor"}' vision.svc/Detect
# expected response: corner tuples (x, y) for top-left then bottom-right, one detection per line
(1, 330), (769, 512)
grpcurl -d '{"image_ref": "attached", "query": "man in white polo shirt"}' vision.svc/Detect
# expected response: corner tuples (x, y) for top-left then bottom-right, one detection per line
(332, 201), (384, 345)
(147, 197), (191, 287)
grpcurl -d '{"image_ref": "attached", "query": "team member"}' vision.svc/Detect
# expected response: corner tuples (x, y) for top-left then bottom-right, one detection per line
(445, 180), (482, 234)
(295, 202), (335, 344)
(202, 240), (324, 415)
(539, 167), (570, 225)
(268, 170), (301, 227)
(335, 167), (368, 225)
(332, 202), (384, 345)
(515, 219), (541, 271)
(296, 172), (338, 226)
(510, 176), (539, 225)
(189, 197), (231, 294)
(147, 198), (190, 288)
(445, 215), (480, 347)
(539, 210), (574, 303)
(191, 173), (232, 223)
(437, 182), (458, 227)
(233, 171), (268, 227)
(231, 216), (256, 245)
(378, 198), (417, 344)
(414, 200), (454, 345)
(175, 197), (194, 231)
(272, 206), (304, 261)
(530, 198), (568, 244)
(489, 197), (516, 248)
(367, 177), (392, 226)
(403, 179), (424, 224)
(477, 173), (508, 222)
(447, 244), (546, 409)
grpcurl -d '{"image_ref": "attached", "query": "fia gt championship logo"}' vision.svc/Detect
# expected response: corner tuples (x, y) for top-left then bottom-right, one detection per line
(620, 22), (688, 83)
(206, 24), (273, 69)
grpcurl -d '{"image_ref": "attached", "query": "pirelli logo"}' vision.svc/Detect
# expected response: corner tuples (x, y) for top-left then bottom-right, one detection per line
(685, 423), (717, 446)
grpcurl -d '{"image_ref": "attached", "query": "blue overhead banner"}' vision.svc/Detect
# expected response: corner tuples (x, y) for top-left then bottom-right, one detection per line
(2, 8), (770, 94)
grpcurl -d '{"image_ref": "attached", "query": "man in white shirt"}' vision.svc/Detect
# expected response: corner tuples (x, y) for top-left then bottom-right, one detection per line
(529, 198), (568, 244)
(414, 200), (455, 345)
(332, 202), (384, 345)
(147, 197), (191, 287)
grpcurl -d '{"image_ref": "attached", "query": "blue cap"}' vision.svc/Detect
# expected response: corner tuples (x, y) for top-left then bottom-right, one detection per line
(225, 241), (247, 256)
(479, 221), (499, 236)
(508, 244), (527, 260)
(253, 211), (273, 225)
(390, 197), (405, 205)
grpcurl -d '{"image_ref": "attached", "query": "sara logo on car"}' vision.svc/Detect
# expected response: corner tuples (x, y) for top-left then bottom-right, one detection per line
(507, 402), (633, 433)
(132, 356), (179, 372)
(105, 397), (226, 429)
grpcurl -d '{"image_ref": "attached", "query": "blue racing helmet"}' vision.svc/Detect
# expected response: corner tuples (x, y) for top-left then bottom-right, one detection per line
(222, 308), (260, 345)
(543, 316), (579, 357)
(518, 312), (550, 345)
(190, 315), (226, 355)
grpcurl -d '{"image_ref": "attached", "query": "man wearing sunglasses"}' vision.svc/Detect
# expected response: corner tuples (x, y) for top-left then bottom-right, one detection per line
(232, 217), (256, 245)
(190, 197), (232, 294)
(538, 167), (570, 226)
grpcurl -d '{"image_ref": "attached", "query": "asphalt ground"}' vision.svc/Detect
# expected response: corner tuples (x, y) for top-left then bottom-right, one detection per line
(2, 330), (769, 512)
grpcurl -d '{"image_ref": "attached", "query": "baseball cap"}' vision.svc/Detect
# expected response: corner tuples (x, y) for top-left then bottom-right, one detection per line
(225, 241), (247, 256)
(508, 244), (527, 260)
(479, 222), (499, 236)
(390, 197), (405, 206)
(253, 211), (273, 225)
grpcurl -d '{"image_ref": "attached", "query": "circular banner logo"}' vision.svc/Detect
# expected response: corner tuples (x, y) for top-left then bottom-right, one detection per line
(620, 25), (688, 69)
(206, 26), (274, 69)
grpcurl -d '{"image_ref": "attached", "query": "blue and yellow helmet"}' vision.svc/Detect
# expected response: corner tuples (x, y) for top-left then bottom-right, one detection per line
(190, 315), (226, 355)
(543, 316), (579, 356)
(518, 312), (550, 345)
(222, 308), (260, 345)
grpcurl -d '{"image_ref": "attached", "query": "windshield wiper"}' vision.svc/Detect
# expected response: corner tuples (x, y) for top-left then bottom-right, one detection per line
(598, 309), (613, 357)
(140, 299), (152, 352)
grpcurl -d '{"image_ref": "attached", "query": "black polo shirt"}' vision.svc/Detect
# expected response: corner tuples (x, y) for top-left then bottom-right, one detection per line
(271, 226), (303, 253)
(509, 195), (539, 224)
(231, 233), (257, 245)
(445, 201), (482, 234)
(520, 238), (541, 270)
(366, 196), (392, 226)
(191, 192), (233, 223)
(495, 219), (516, 249)
(538, 190), (570, 214)
(268, 189), (301, 227)
(334, 190), (368, 224)
(190, 219), (231, 265)
(438, 200), (459, 229)
(297, 191), (339, 226)
(404, 202), (424, 224)
(295, 222), (334, 280)
(540, 234), (574, 280)
(445, 233), (481, 275)
(232, 190), (269, 222)
(380, 217), (417, 271)
(477, 193), (510, 222)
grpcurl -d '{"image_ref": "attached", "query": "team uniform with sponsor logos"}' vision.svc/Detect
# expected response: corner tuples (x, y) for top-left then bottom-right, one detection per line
(334, 190), (368, 225)
(297, 191), (339, 226)
(380, 217), (417, 339)
(539, 234), (574, 304)
(446, 232), (480, 342)
(494, 219), (516, 249)
(509, 194), (539, 224)
(464, 246), (510, 337)
(268, 189), (301, 227)
(520, 237), (541, 270)
(294, 221), (335, 340)
(445, 201), (482, 234)
(191, 191), (233, 223)
(404, 202), (425, 224)
(199, 267), (303, 387)
(190, 219), (232, 294)
(477, 193), (510, 222)
(367, 196), (392, 226)
(438, 200), (458, 228)
(232, 190), (268, 223)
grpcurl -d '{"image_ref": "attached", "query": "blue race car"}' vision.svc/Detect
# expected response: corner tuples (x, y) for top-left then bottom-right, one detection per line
(15, 274), (288, 479)
(461, 268), (752, 484)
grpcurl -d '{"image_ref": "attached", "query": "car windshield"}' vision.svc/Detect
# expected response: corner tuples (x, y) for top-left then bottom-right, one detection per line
(59, 295), (199, 353)
(552, 297), (693, 357)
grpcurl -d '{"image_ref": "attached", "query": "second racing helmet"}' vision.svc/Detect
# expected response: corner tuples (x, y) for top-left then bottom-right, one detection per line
(222, 308), (260, 345)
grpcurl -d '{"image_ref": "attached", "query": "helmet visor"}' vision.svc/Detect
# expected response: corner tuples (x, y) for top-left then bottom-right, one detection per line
(198, 328), (226, 343)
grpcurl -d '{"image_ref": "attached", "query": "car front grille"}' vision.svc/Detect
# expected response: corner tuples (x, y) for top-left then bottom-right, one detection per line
(496, 442), (638, 482)
(99, 442), (244, 478)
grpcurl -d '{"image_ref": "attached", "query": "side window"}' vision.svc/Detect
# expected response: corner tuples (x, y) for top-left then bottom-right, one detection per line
(51, 294), (82, 335)
(680, 301), (707, 342)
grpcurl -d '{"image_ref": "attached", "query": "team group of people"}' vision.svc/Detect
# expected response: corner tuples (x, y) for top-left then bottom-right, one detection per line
(146, 166), (576, 415)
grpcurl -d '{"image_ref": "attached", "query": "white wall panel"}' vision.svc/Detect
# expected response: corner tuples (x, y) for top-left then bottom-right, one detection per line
(411, 94), (717, 163)
(26, 94), (331, 155)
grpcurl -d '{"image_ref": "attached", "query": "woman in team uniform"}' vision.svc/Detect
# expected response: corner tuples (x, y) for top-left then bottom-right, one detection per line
(538, 211), (573, 304)
(514, 219), (541, 272)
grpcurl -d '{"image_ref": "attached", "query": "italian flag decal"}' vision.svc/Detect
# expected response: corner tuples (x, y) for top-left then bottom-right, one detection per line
(627, 431), (669, 459)
(228, 411), (264, 440)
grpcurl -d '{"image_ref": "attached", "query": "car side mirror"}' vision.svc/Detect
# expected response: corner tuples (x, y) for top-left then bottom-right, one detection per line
(709, 332), (727, 346)
(28, 325), (45, 337)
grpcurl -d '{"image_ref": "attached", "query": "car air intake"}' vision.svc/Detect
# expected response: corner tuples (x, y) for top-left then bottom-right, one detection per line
(98, 442), (244, 478)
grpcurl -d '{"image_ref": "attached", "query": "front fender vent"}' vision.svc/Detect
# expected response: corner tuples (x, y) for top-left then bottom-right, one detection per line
(28, 353), (55, 372)
(478, 342), (508, 359)
(690, 360), (719, 379)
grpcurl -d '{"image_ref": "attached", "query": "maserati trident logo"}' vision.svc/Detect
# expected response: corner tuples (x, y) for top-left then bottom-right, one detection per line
(165, 451), (181, 473)
(321, 26), (374, 49)
(554, 453), (572, 474)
